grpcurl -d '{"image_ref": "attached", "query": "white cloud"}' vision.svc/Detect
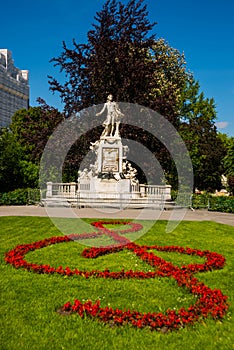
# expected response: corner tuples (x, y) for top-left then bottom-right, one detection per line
(215, 121), (228, 129)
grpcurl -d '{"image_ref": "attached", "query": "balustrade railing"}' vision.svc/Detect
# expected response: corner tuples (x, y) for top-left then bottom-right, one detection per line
(46, 182), (171, 201)
(46, 182), (77, 198)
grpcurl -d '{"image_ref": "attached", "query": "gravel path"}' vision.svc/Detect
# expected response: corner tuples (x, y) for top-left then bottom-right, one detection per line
(0, 206), (233, 226)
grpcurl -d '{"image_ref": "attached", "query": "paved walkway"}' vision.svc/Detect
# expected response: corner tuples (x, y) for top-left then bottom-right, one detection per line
(0, 206), (233, 226)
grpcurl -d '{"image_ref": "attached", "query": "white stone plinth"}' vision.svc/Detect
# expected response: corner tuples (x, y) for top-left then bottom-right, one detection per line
(97, 137), (123, 174)
(91, 178), (130, 193)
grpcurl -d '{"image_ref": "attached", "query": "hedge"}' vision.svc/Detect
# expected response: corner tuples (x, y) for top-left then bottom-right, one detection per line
(208, 196), (234, 213)
(0, 188), (40, 206)
(0, 189), (233, 213)
(191, 194), (234, 213)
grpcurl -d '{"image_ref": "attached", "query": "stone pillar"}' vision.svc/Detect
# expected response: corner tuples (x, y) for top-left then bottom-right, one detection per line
(140, 184), (146, 197)
(70, 182), (77, 198)
(46, 182), (53, 198)
(164, 185), (171, 200)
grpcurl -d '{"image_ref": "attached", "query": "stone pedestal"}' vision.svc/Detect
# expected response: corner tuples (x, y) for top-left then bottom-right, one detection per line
(97, 137), (123, 174)
(46, 182), (53, 197)
(79, 177), (131, 199)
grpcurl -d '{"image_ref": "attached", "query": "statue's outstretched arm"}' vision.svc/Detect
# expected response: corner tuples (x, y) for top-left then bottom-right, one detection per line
(96, 103), (106, 116)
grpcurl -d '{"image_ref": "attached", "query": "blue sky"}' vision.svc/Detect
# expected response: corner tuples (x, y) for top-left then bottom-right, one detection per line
(1, 0), (234, 136)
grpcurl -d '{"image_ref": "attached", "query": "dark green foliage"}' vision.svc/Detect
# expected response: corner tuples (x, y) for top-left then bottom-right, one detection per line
(0, 188), (40, 205)
(228, 176), (234, 195)
(180, 80), (226, 191)
(221, 136), (234, 194)
(10, 99), (64, 163)
(49, 0), (157, 114)
(0, 101), (64, 192)
(0, 129), (24, 192)
(191, 194), (210, 209)
(208, 196), (234, 213)
(191, 194), (234, 213)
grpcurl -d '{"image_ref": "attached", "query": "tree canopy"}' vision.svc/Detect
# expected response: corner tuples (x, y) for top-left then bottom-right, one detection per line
(179, 79), (226, 191)
(0, 101), (64, 192)
(10, 99), (64, 163)
(221, 135), (234, 194)
(48, 0), (187, 125)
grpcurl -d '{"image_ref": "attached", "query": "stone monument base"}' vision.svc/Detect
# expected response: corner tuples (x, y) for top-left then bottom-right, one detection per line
(79, 177), (132, 197)
(45, 181), (173, 209)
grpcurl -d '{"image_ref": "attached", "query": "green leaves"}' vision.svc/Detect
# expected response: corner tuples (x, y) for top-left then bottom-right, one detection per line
(179, 79), (226, 191)
(0, 101), (63, 192)
(0, 129), (24, 192)
(10, 102), (64, 163)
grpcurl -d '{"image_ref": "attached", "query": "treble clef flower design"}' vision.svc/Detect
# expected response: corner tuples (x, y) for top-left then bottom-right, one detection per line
(4, 221), (229, 332)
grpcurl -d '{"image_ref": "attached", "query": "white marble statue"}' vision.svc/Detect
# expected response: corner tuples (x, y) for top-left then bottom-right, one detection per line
(122, 145), (129, 159)
(77, 168), (88, 180)
(96, 94), (124, 137)
(90, 140), (100, 153)
(78, 163), (98, 181)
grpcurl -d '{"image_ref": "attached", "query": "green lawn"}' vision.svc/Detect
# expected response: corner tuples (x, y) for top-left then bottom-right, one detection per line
(0, 216), (233, 350)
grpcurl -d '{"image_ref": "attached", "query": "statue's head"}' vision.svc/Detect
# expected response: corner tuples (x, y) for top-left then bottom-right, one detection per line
(107, 94), (113, 101)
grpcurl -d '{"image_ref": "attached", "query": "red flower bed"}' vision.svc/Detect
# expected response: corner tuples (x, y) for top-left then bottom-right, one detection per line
(4, 221), (229, 332)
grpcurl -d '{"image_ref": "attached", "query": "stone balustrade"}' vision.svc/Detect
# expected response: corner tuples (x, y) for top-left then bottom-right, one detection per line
(45, 181), (172, 209)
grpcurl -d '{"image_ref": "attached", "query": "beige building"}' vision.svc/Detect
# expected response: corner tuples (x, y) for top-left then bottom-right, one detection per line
(0, 49), (29, 128)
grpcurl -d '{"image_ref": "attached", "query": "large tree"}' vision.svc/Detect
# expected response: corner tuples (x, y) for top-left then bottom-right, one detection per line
(10, 99), (64, 164)
(48, 0), (224, 192)
(48, 0), (187, 124)
(179, 79), (226, 191)
(49, 0), (156, 113)
(0, 129), (24, 192)
(0, 101), (63, 192)
(221, 135), (234, 194)
(48, 0), (190, 185)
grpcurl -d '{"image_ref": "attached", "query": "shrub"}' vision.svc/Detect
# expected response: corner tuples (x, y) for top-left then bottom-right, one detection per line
(0, 188), (40, 206)
(191, 194), (234, 213)
(208, 196), (234, 213)
(191, 194), (210, 209)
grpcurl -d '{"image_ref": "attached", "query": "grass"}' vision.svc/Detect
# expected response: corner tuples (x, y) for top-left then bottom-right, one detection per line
(0, 216), (234, 350)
